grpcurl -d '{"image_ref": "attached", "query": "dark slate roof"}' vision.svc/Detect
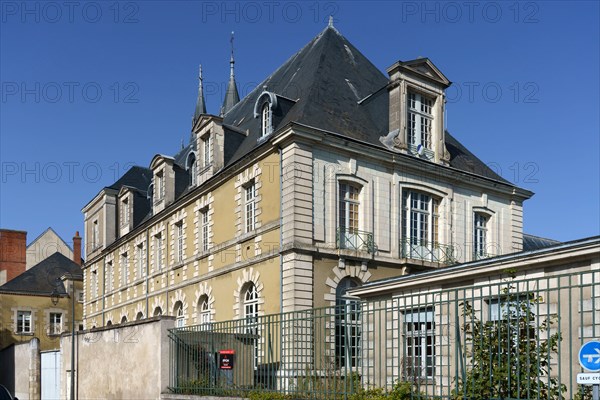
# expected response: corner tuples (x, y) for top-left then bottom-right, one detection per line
(0, 252), (82, 296)
(523, 233), (561, 251)
(220, 26), (509, 184)
(107, 166), (153, 192)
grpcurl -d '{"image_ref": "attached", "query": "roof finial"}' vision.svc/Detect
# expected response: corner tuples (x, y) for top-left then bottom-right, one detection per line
(328, 15), (334, 28)
(229, 31), (235, 78)
(221, 31), (240, 116)
(193, 64), (207, 123)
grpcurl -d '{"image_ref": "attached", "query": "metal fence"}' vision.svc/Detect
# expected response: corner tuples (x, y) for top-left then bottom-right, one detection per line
(168, 270), (599, 399)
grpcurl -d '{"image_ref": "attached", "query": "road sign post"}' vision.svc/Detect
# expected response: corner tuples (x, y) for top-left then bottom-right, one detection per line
(579, 341), (600, 400)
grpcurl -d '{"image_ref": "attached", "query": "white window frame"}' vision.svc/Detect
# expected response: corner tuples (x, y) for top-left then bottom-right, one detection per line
(474, 213), (488, 260)
(155, 170), (164, 201)
(199, 295), (210, 327)
(243, 283), (259, 369)
(338, 182), (361, 249)
(407, 91), (434, 151)
(122, 198), (129, 226)
(201, 209), (210, 252)
(403, 307), (435, 379)
(245, 182), (256, 233)
(175, 222), (184, 263)
(335, 277), (361, 368)
(106, 261), (114, 292)
(261, 103), (272, 137)
(136, 243), (145, 279)
(403, 190), (440, 260)
(16, 310), (32, 334)
(175, 302), (184, 328)
(154, 233), (164, 270)
(92, 219), (99, 249)
(188, 152), (197, 186)
(49, 312), (62, 335)
(203, 134), (212, 167)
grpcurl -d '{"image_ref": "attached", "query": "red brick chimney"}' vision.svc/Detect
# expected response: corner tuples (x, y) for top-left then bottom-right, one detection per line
(73, 231), (82, 266)
(0, 229), (27, 283)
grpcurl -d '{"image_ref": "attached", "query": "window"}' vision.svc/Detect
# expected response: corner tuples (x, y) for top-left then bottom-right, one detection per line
(245, 183), (256, 233)
(92, 220), (99, 249)
(198, 295), (210, 326)
(121, 316), (128, 324)
(474, 213), (488, 260)
(261, 103), (272, 137)
(335, 277), (361, 368)
(155, 170), (164, 201)
(201, 209), (209, 251)
(136, 243), (145, 279)
(175, 302), (184, 328)
(402, 191), (440, 261)
(122, 198), (129, 226)
(154, 233), (164, 270)
(136, 312), (144, 321)
(403, 308), (435, 379)
(407, 92), (434, 151)
(175, 222), (184, 263)
(187, 152), (197, 186)
(77, 290), (84, 303)
(16, 311), (32, 333)
(49, 312), (62, 335)
(203, 134), (212, 167)
(106, 261), (114, 292)
(120, 252), (128, 286)
(488, 295), (532, 322)
(243, 283), (259, 368)
(338, 182), (361, 249)
(153, 307), (163, 317)
(91, 270), (98, 297)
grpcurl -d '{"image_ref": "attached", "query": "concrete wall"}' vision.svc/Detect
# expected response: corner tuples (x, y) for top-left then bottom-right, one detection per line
(0, 338), (41, 400)
(60, 317), (174, 400)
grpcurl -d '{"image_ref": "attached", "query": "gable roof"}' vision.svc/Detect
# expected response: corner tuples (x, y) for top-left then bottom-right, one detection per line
(27, 227), (72, 251)
(0, 252), (82, 296)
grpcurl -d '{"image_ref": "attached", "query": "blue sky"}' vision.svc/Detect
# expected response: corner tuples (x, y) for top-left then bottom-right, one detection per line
(1, 0), (598, 251)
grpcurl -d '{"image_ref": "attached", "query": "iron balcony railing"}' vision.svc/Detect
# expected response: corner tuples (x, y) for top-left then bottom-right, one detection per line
(336, 228), (376, 253)
(400, 238), (456, 265)
(168, 270), (598, 399)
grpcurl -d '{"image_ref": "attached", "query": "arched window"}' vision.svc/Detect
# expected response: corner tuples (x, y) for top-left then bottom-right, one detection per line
(261, 103), (272, 137)
(335, 277), (361, 368)
(120, 316), (127, 324)
(106, 320), (112, 326)
(242, 282), (259, 368)
(198, 295), (210, 326)
(153, 307), (162, 317)
(174, 301), (184, 328)
(136, 311), (144, 321)
(187, 152), (197, 186)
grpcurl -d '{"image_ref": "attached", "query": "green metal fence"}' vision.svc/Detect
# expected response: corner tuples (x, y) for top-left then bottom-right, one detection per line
(169, 270), (599, 399)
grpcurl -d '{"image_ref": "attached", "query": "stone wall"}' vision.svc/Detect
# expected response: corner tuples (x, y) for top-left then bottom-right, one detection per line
(0, 337), (40, 400)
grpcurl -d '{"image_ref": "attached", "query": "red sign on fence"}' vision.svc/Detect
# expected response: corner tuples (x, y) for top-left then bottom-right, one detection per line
(219, 349), (235, 370)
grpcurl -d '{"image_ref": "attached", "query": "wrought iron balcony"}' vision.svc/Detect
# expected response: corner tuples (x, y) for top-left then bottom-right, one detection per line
(336, 228), (376, 253)
(400, 238), (455, 265)
(473, 251), (496, 261)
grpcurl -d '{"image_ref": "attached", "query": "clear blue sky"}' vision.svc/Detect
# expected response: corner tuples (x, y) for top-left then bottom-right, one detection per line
(1, 1), (598, 251)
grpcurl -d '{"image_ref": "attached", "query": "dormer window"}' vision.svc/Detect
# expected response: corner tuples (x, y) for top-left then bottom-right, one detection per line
(187, 152), (197, 186)
(155, 170), (164, 201)
(261, 103), (272, 137)
(407, 92), (434, 153)
(121, 198), (129, 226)
(202, 134), (212, 167)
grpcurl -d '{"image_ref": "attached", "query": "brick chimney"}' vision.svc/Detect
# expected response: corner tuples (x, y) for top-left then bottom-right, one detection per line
(72, 231), (82, 266)
(0, 229), (27, 283)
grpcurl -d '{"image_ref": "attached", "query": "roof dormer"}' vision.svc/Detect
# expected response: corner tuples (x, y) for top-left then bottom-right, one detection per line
(383, 58), (451, 165)
(117, 186), (134, 237)
(150, 155), (176, 213)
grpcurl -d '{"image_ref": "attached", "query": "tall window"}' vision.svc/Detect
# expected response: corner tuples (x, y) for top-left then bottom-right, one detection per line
(136, 243), (145, 279)
(106, 261), (114, 292)
(154, 233), (163, 270)
(122, 198), (129, 226)
(155, 170), (164, 201)
(243, 283), (259, 368)
(198, 295), (210, 326)
(175, 222), (184, 263)
(187, 153), (197, 186)
(120, 252), (128, 286)
(16, 311), (32, 333)
(335, 277), (361, 368)
(203, 134), (212, 167)
(91, 270), (98, 297)
(338, 182), (361, 249)
(403, 191), (440, 261)
(261, 103), (272, 137)
(201, 209), (209, 251)
(92, 220), (99, 249)
(474, 213), (488, 260)
(49, 312), (62, 335)
(175, 302), (184, 328)
(245, 183), (256, 233)
(403, 307), (435, 379)
(407, 92), (434, 151)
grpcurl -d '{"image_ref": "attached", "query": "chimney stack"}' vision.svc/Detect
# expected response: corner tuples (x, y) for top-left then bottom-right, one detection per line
(0, 229), (27, 283)
(73, 231), (82, 266)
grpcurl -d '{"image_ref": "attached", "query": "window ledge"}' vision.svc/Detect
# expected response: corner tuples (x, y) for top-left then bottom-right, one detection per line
(15, 332), (34, 336)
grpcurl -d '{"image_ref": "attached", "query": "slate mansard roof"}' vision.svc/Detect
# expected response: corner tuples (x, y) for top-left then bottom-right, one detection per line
(103, 25), (520, 225)
(0, 252), (82, 296)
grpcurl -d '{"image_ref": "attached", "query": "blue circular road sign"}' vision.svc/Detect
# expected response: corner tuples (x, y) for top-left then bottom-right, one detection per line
(579, 341), (600, 372)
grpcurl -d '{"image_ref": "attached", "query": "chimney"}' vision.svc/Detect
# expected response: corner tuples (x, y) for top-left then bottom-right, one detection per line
(0, 229), (27, 283)
(72, 231), (82, 266)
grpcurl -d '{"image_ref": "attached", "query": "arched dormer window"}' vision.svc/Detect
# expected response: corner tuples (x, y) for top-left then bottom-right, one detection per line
(187, 152), (197, 186)
(253, 90), (277, 139)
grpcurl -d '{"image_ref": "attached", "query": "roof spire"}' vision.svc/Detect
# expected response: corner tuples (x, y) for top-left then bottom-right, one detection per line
(221, 31), (240, 116)
(193, 64), (207, 123)
(328, 15), (334, 28)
